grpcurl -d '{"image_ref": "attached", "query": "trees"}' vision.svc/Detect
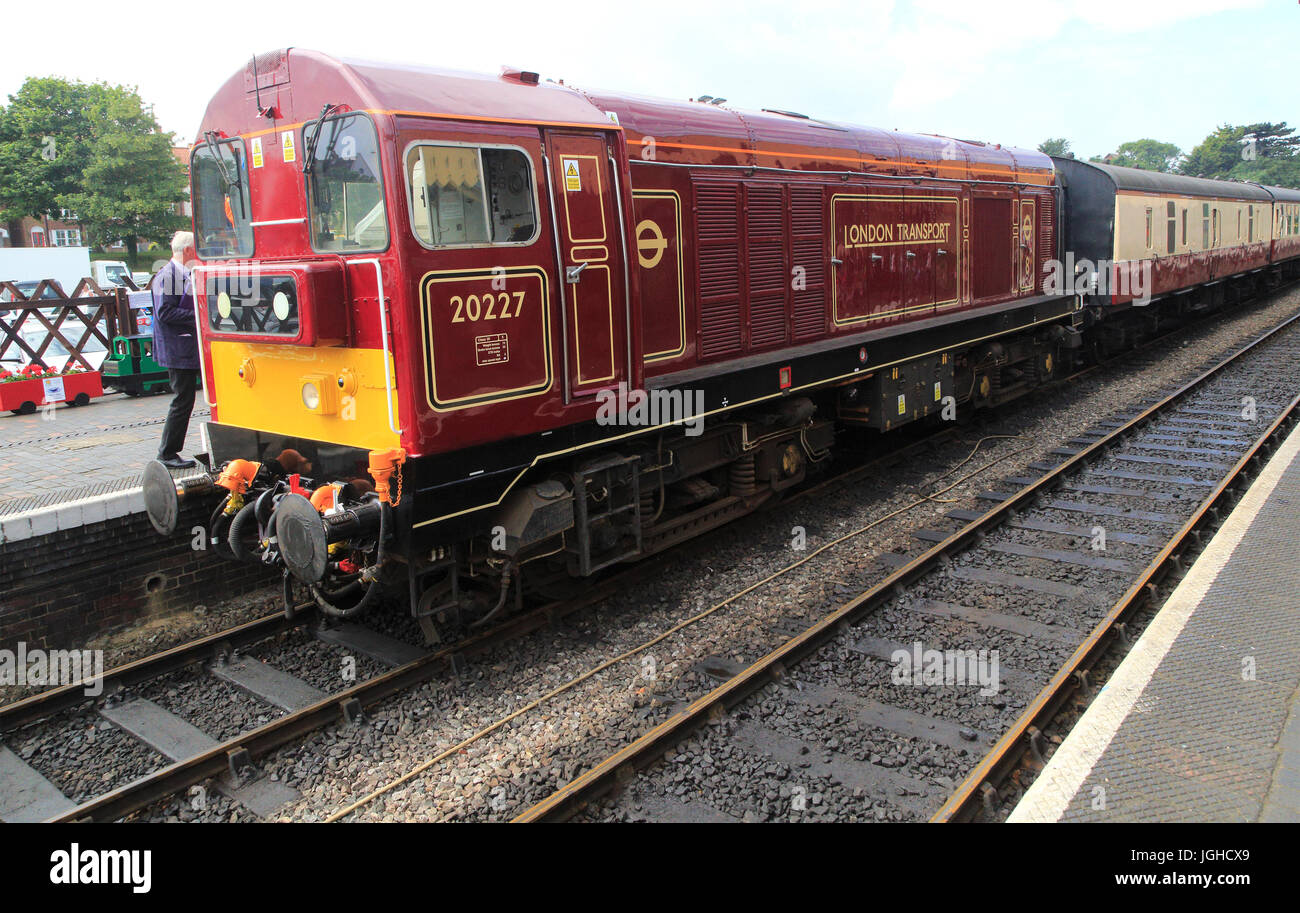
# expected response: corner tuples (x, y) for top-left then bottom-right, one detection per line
(1179, 124), (1247, 179)
(62, 86), (187, 263)
(1037, 138), (1072, 158)
(0, 78), (186, 260)
(1180, 122), (1300, 187)
(1091, 139), (1182, 173)
(0, 78), (106, 228)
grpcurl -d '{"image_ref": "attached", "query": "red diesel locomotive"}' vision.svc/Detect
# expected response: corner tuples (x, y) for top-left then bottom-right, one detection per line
(144, 49), (1300, 638)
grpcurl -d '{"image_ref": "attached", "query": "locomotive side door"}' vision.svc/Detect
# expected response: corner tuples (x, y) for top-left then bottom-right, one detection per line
(544, 132), (629, 398)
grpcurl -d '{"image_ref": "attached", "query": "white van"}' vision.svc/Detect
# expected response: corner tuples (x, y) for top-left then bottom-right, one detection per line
(92, 260), (132, 288)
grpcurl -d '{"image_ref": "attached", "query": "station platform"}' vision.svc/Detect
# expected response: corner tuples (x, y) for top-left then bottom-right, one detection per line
(1010, 419), (1300, 823)
(0, 391), (205, 517)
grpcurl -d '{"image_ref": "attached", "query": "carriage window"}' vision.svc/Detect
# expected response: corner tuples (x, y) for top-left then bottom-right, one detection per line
(1248, 205), (1254, 242)
(1202, 204), (1210, 248)
(1145, 208), (1152, 249)
(1181, 209), (1187, 246)
(192, 139), (254, 259)
(405, 144), (537, 247)
(1166, 201), (1176, 252)
(304, 113), (388, 253)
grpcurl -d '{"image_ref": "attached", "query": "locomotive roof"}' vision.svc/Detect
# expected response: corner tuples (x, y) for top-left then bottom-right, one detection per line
(572, 84), (1052, 182)
(1061, 158), (1274, 202)
(211, 50), (1052, 185)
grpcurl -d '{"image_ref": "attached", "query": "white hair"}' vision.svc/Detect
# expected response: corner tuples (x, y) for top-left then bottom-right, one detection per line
(171, 231), (194, 258)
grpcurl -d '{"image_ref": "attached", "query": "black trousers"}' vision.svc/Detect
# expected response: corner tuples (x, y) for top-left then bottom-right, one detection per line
(158, 368), (199, 459)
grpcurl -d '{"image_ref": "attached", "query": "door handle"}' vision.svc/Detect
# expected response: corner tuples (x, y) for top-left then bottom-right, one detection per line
(870, 254), (883, 263)
(565, 262), (587, 284)
(830, 257), (844, 266)
(905, 250), (916, 259)
(937, 248), (948, 256)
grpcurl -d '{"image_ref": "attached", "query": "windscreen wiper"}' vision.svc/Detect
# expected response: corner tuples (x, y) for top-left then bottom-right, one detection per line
(302, 103), (340, 175)
(202, 130), (236, 189)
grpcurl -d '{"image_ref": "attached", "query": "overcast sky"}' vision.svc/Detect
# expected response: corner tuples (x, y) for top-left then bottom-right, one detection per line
(2, 0), (1292, 159)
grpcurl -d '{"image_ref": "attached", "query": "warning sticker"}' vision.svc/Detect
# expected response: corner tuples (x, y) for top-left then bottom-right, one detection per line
(475, 333), (510, 366)
(933, 380), (942, 402)
(251, 137), (264, 168)
(897, 393), (906, 416)
(562, 158), (581, 192)
(281, 131), (296, 164)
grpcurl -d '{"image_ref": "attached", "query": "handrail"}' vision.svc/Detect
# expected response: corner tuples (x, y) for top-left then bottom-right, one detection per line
(189, 265), (216, 408)
(542, 153), (572, 405)
(608, 151), (635, 382)
(350, 257), (402, 436)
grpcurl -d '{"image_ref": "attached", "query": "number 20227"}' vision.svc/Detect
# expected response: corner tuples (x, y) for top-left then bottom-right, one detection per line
(450, 290), (525, 323)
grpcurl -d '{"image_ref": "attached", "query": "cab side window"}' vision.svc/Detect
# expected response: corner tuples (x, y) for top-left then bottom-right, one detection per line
(406, 144), (537, 247)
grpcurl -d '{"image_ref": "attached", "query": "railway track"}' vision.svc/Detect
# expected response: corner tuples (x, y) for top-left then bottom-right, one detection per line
(511, 309), (1300, 823)
(0, 411), (962, 823)
(1, 292), (1296, 823)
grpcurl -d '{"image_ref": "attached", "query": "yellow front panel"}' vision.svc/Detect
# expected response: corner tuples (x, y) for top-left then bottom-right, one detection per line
(209, 342), (402, 452)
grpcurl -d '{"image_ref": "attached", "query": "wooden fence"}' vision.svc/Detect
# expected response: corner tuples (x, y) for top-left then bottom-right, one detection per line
(0, 277), (154, 371)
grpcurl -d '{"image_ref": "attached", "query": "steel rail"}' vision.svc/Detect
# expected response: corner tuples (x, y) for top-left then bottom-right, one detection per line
(931, 389), (1300, 822)
(44, 573), (640, 822)
(0, 608), (313, 733)
(512, 309), (1300, 822)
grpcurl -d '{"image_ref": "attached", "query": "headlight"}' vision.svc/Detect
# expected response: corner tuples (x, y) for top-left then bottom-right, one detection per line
(272, 291), (291, 321)
(301, 381), (320, 410)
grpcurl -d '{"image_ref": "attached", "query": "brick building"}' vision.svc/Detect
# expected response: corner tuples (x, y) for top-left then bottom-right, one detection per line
(0, 146), (191, 250)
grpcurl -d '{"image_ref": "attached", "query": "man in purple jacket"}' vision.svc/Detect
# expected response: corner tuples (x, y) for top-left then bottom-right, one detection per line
(153, 231), (199, 469)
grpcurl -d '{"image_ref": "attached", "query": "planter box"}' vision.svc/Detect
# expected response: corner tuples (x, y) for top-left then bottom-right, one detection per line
(0, 371), (104, 414)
